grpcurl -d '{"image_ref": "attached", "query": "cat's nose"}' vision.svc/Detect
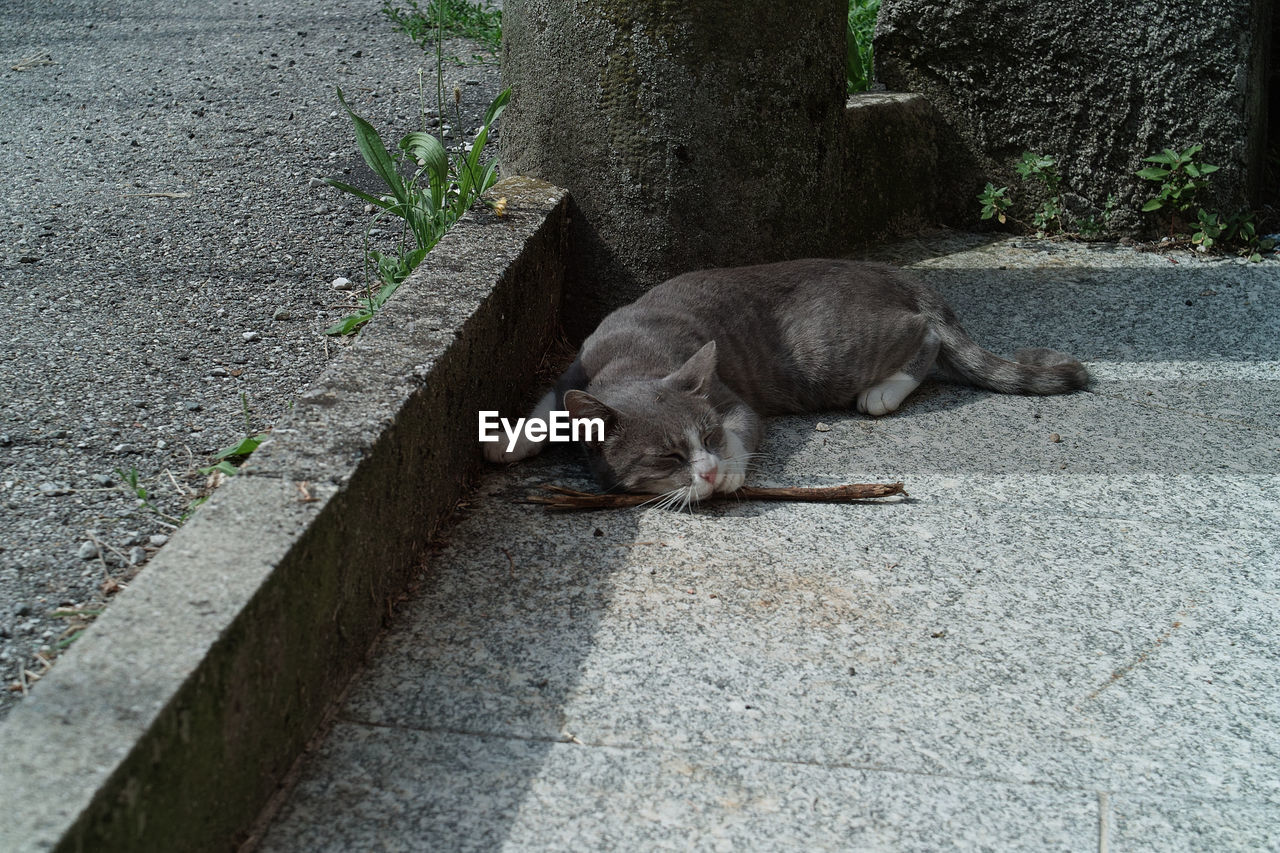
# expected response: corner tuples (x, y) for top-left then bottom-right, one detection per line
(699, 466), (718, 484)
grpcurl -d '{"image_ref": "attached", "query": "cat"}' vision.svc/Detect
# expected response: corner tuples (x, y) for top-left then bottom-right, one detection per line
(484, 258), (1087, 506)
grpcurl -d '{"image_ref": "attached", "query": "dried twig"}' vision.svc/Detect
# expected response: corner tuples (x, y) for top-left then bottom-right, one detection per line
(11, 51), (54, 71)
(522, 482), (907, 511)
(165, 468), (192, 497)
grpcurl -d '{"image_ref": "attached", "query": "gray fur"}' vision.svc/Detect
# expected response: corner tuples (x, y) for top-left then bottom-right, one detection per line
(504, 258), (1088, 498)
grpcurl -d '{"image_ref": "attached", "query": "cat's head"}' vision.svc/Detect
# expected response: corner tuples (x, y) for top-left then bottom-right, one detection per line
(564, 342), (736, 503)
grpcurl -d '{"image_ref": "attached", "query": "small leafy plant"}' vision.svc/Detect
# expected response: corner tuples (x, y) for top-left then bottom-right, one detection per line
(323, 86), (510, 335)
(978, 152), (1104, 237)
(978, 182), (1012, 224)
(1136, 144), (1274, 261)
(1190, 209), (1274, 262)
(1015, 153), (1066, 234)
(199, 392), (270, 476)
(846, 0), (880, 94)
(1135, 143), (1219, 225)
(1077, 194), (1117, 239)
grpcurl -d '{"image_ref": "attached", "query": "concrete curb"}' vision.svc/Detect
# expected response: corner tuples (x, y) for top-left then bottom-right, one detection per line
(0, 177), (569, 853)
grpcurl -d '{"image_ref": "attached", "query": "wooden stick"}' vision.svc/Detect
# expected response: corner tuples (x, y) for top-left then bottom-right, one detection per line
(522, 482), (907, 511)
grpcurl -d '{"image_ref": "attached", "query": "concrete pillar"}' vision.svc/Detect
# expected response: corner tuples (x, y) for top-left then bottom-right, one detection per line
(501, 0), (847, 336)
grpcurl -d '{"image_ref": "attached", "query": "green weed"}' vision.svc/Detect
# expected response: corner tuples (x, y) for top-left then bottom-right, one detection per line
(978, 183), (1011, 224)
(199, 392), (270, 476)
(1015, 153), (1067, 234)
(978, 152), (1094, 237)
(323, 85), (510, 336)
(846, 0), (880, 94)
(1136, 144), (1273, 260)
(1191, 209), (1274, 262)
(115, 466), (184, 525)
(382, 0), (501, 55)
(1135, 143), (1219, 226)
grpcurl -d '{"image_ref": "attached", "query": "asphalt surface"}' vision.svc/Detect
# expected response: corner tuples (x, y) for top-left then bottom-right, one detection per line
(0, 0), (500, 719)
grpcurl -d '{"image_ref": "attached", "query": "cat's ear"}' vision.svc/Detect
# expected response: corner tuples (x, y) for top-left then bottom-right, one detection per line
(563, 390), (619, 445)
(664, 340), (718, 396)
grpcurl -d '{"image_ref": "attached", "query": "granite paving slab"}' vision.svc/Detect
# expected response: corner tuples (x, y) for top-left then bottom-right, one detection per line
(255, 236), (1279, 851)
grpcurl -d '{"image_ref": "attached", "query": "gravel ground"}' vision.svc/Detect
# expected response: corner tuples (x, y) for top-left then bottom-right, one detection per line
(0, 0), (501, 719)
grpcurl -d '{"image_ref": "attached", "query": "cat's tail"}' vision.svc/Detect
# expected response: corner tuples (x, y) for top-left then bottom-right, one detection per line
(932, 320), (1089, 395)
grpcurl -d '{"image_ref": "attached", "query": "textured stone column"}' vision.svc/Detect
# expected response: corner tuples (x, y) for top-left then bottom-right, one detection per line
(876, 0), (1274, 230)
(501, 0), (847, 336)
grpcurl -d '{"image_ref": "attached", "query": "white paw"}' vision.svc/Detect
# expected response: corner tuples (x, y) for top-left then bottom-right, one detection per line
(857, 372), (921, 416)
(482, 434), (543, 464)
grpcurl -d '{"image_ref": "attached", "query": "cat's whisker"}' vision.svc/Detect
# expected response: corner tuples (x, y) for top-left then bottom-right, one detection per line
(640, 487), (683, 511)
(636, 492), (668, 509)
(681, 487), (698, 513)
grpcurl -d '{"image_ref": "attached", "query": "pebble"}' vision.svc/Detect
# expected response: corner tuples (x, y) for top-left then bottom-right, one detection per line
(308, 177), (325, 188)
(149, 533), (169, 547)
(331, 276), (353, 290)
(272, 308), (291, 321)
(129, 546), (147, 565)
(1049, 433), (1062, 443)
(242, 331), (261, 342)
(814, 422), (831, 432)
(93, 473), (114, 486)
(185, 402), (203, 412)
(39, 482), (71, 496)
(77, 541), (100, 560)
(210, 367), (229, 377)
(15, 604), (31, 617)
(0, 434), (9, 446)
(112, 443), (136, 454)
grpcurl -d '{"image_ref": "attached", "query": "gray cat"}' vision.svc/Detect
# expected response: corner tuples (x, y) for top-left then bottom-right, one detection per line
(485, 258), (1087, 505)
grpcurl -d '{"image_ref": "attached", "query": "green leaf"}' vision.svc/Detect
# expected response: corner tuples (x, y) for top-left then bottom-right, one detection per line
(56, 630), (85, 650)
(1141, 199), (1165, 212)
(482, 87), (511, 128)
(399, 131), (449, 184)
(198, 460), (241, 476)
(214, 433), (268, 460)
(1143, 151), (1178, 165)
(1198, 163), (1220, 175)
(324, 311), (373, 336)
(1135, 167), (1170, 180)
(336, 86), (407, 206)
(322, 177), (394, 210)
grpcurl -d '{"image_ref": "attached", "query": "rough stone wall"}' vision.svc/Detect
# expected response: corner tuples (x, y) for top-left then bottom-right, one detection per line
(502, 0), (847, 337)
(877, 0), (1273, 230)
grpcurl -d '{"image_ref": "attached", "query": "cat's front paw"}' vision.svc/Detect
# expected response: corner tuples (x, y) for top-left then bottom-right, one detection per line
(482, 436), (543, 464)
